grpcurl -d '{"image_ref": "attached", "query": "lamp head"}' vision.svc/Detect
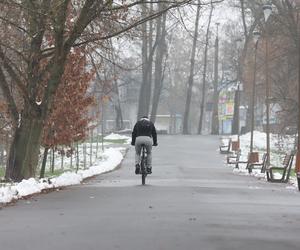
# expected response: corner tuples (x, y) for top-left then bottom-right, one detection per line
(263, 4), (272, 22)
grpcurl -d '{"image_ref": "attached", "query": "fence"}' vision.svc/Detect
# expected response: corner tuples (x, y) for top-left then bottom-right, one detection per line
(0, 129), (108, 179)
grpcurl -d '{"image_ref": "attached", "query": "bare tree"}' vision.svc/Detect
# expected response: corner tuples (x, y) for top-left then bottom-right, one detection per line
(182, 0), (202, 134)
(0, 0), (192, 181)
(150, 3), (168, 123)
(198, 2), (214, 134)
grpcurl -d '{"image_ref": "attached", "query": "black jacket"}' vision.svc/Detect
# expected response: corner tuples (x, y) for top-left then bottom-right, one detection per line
(131, 119), (157, 145)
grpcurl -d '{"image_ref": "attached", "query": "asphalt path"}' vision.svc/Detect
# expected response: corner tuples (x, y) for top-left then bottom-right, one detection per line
(1, 135), (300, 250)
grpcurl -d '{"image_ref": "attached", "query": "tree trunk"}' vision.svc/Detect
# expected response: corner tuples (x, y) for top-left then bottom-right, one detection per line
(51, 148), (55, 173)
(90, 129), (93, 166)
(70, 149), (73, 169)
(150, 6), (167, 123)
(137, 3), (153, 119)
(115, 101), (124, 131)
(76, 142), (79, 172)
(61, 151), (64, 170)
(96, 135), (99, 158)
(0, 143), (4, 167)
(40, 147), (49, 179)
(198, 3), (213, 134)
(182, 1), (201, 134)
(5, 110), (43, 181)
(83, 142), (87, 169)
(110, 39), (124, 131)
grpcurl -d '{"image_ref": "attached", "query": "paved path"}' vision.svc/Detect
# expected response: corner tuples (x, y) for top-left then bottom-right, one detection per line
(1, 135), (300, 250)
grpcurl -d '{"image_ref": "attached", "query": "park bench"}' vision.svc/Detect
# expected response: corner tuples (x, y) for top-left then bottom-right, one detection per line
(247, 153), (269, 174)
(226, 150), (247, 169)
(227, 149), (241, 164)
(226, 140), (240, 163)
(266, 153), (295, 183)
(219, 138), (231, 154)
(233, 152), (259, 169)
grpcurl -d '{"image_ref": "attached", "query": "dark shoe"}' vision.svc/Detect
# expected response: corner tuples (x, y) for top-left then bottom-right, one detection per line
(135, 164), (140, 174)
(147, 167), (152, 174)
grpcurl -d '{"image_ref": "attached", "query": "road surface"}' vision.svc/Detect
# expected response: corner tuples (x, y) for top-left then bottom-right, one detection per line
(1, 135), (300, 250)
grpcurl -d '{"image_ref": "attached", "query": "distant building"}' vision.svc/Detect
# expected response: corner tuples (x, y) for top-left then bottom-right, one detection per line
(218, 89), (235, 134)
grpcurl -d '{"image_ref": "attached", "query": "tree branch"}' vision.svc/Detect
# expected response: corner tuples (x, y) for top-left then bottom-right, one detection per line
(0, 47), (29, 102)
(0, 67), (19, 126)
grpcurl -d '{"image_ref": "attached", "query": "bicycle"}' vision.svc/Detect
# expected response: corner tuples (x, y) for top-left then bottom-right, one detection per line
(138, 144), (151, 185)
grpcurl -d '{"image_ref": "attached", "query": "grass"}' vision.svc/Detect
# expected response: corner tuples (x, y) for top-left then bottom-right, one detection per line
(44, 168), (68, 178)
(0, 167), (71, 179)
(0, 167), (5, 178)
(103, 139), (128, 144)
(0, 167), (89, 179)
(89, 135), (129, 145)
(271, 168), (296, 177)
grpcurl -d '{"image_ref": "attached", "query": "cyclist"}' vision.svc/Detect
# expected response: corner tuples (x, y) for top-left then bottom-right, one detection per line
(131, 116), (158, 174)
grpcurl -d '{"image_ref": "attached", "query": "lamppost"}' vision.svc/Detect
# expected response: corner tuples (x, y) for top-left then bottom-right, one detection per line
(263, 4), (272, 166)
(231, 38), (243, 152)
(211, 23), (220, 135)
(250, 31), (260, 153)
(236, 39), (243, 141)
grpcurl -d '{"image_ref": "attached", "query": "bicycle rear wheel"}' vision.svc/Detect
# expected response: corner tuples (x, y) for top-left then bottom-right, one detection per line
(140, 146), (147, 185)
(142, 174), (146, 185)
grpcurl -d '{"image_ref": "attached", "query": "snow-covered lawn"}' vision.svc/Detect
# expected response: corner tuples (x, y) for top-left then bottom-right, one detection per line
(222, 131), (298, 190)
(104, 133), (131, 141)
(0, 133), (131, 205)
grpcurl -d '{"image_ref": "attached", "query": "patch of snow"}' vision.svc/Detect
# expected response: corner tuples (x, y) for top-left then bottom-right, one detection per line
(272, 172), (283, 180)
(77, 147), (123, 179)
(52, 172), (83, 187)
(0, 186), (17, 203)
(233, 168), (249, 175)
(226, 131), (297, 190)
(104, 133), (130, 141)
(286, 185), (297, 190)
(248, 186), (261, 190)
(16, 178), (41, 196)
(0, 147), (126, 205)
(250, 170), (266, 179)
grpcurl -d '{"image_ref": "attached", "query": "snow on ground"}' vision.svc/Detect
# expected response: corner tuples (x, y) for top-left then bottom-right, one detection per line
(35, 135), (130, 177)
(104, 133), (130, 141)
(0, 147), (126, 205)
(222, 131), (298, 189)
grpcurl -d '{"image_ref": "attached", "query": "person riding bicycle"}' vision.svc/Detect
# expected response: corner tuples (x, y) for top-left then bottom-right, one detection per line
(131, 116), (158, 174)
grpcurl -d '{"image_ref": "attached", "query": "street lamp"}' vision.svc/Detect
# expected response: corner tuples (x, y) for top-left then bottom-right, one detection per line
(262, 3), (272, 167)
(247, 31), (261, 164)
(263, 4), (272, 22)
(233, 38), (243, 144)
(250, 31), (260, 154)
